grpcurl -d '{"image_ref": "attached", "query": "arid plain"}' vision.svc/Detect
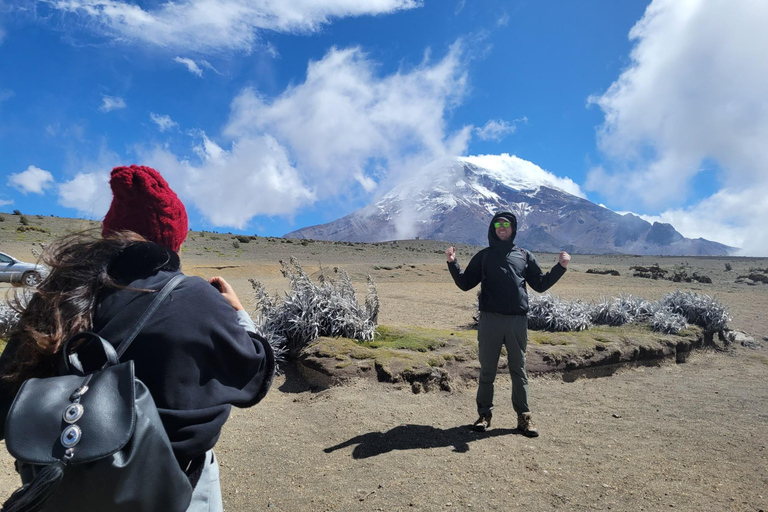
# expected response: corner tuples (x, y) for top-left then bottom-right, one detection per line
(1, 214), (767, 511)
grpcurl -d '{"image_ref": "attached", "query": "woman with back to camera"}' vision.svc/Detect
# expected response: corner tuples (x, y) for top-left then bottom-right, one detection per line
(0, 165), (275, 511)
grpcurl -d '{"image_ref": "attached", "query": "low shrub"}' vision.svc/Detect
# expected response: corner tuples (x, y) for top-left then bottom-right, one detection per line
(250, 258), (380, 357)
(659, 291), (730, 333)
(0, 302), (20, 338)
(586, 268), (620, 276)
(527, 294), (592, 332)
(471, 291), (729, 336)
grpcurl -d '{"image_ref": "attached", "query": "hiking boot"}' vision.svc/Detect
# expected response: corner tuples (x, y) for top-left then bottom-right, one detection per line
(472, 414), (492, 432)
(517, 412), (539, 437)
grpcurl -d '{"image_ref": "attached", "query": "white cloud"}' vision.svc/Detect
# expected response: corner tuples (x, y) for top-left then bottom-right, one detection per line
(174, 57), (203, 77)
(0, 89), (13, 102)
(8, 165), (55, 194)
(56, 146), (124, 218)
(627, 186), (768, 256)
(58, 172), (112, 216)
(139, 133), (315, 229)
(475, 117), (525, 141)
(99, 95), (126, 112)
(79, 42), (469, 230)
(57, 42), (469, 230)
(225, 43), (470, 199)
(0, 199), (14, 207)
(47, 0), (421, 53)
(0, 26), (5, 45)
(150, 113), (179, 132)
(588, 0), (768, 255)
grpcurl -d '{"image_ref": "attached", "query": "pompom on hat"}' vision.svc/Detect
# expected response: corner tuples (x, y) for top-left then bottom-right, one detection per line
(102, 165), (188, 252)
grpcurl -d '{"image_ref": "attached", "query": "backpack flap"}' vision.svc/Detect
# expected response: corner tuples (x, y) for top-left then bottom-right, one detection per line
(4, 362), (136, 465)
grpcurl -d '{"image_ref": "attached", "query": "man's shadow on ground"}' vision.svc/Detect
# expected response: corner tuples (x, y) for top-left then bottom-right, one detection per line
(324, 424), (520, 459)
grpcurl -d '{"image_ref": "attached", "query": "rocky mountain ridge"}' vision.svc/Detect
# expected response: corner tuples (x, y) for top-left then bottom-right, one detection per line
(285, 157), (733, 256)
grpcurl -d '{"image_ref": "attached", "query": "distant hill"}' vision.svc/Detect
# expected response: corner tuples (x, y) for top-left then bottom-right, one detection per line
(285, 157), (734, 256)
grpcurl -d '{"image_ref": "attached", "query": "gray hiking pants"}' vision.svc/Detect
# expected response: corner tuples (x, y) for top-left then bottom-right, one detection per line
(476, 312), (529, 417)
(186, 450), (223, 512)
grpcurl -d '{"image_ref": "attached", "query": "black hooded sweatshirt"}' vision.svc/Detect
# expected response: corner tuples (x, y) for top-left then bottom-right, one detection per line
(447, 211), (566, 316)
(0, 242), (275, 469)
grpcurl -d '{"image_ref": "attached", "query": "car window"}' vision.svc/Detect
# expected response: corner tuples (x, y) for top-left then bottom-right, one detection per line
(0, 254), (13, 263)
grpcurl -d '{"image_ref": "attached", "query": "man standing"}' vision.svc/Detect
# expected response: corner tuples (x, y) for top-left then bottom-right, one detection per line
(446, 211), (570, 437)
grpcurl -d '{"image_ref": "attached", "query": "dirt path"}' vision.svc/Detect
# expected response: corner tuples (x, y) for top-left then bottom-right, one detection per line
(157, 347), (768, 512)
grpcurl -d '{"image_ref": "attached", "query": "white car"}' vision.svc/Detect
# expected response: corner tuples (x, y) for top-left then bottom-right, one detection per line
(0, 252), (46, 287)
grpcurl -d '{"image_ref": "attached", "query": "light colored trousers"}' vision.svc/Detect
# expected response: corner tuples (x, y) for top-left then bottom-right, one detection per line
(186, 450), (223, 512)
(476, 312), (529, 417)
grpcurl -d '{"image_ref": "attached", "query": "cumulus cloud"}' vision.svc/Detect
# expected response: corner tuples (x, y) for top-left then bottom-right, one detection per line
(57, 172), (112, 216)
(475, 117), (525, 141)
(632, 186), (768, 255)
(8, 165), (55, 194)
(174, 57), (203, 76)
(588, 0), (768, 255)
(99, 95), (126, 112)
(225, 43), (470, 199)
(55, 42), (470, 230)
(150, 113), (179, 132)
(52, 42), (469, 230)
(139, 133), (315, 228)
(46, 0), (421, 53)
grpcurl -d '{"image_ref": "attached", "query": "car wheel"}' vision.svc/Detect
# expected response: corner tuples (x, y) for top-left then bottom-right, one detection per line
(22, 272), (40, 287)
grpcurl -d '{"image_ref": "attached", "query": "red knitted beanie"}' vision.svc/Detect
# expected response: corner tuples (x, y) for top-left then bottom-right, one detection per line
(102, 165), (188, 252)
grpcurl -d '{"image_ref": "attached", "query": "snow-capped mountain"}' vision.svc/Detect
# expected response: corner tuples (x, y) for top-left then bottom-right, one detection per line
(284, 156), (734, 255)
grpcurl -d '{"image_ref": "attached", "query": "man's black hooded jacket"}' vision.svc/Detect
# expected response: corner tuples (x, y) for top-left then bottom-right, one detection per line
(447, 211), (566, 316)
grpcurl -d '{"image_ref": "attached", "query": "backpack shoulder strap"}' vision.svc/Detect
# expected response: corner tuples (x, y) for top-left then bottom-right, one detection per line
(115, 274), (186, 358)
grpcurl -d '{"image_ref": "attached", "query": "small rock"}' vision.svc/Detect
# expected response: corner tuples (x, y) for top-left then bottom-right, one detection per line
(612, 413), (622, 418)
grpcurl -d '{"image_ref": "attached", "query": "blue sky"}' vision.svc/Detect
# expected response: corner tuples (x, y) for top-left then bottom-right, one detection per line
(1, 0), (767, 255)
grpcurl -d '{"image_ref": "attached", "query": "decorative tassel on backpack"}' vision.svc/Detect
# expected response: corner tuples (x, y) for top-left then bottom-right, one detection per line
(1, 461), (66, 512)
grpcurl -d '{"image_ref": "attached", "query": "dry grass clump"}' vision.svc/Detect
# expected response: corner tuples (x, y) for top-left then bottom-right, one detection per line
(250, 257), (380, 358)
(0, 301), (20, 339)
(527, 294), (592, 332)
(472, 291), (730, 337)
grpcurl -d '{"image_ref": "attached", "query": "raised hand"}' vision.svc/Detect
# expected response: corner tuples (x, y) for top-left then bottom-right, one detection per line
(445, 246), (456, 263)
(559, 251), (571, 268)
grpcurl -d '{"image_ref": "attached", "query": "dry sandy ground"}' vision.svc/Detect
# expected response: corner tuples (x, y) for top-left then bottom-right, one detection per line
(1, 223), (768, 511)
(213, 348), (768, 512)
(0, 350), (766, 511)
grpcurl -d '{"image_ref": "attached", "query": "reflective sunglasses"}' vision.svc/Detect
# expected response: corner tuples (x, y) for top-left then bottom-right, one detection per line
(494, 221), (512, 229)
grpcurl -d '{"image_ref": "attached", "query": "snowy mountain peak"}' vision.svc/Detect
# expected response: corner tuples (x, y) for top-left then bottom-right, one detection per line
(285, 155), (733, 256)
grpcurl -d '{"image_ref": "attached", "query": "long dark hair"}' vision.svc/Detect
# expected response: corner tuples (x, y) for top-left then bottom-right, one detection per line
(3, 230), (147, 386)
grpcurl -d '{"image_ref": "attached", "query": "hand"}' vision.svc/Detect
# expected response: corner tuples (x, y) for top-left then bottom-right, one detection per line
(209, 276), (245, 311)
(559, 251), (571, 268)
(445, 246), (456, 263)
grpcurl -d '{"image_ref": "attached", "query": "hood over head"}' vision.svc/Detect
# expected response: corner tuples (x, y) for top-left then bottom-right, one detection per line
(488, 211), (517, 250)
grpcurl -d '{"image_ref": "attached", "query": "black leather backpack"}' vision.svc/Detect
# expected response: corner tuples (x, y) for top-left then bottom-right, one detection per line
(2, 275), (193, 512)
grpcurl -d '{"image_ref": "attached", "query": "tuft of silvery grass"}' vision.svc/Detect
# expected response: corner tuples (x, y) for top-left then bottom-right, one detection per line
(0, 289), (34, 339)
(0, 301), (20, 338)
(251, 324), (289, 376)
(250, 257), (379, 357)
(472, 289), (728, 335)
(659, 291), (730, 333)
(527, 294), (592, 332)
(591, 293), (656, 326)
(650, 308), (688, 334)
